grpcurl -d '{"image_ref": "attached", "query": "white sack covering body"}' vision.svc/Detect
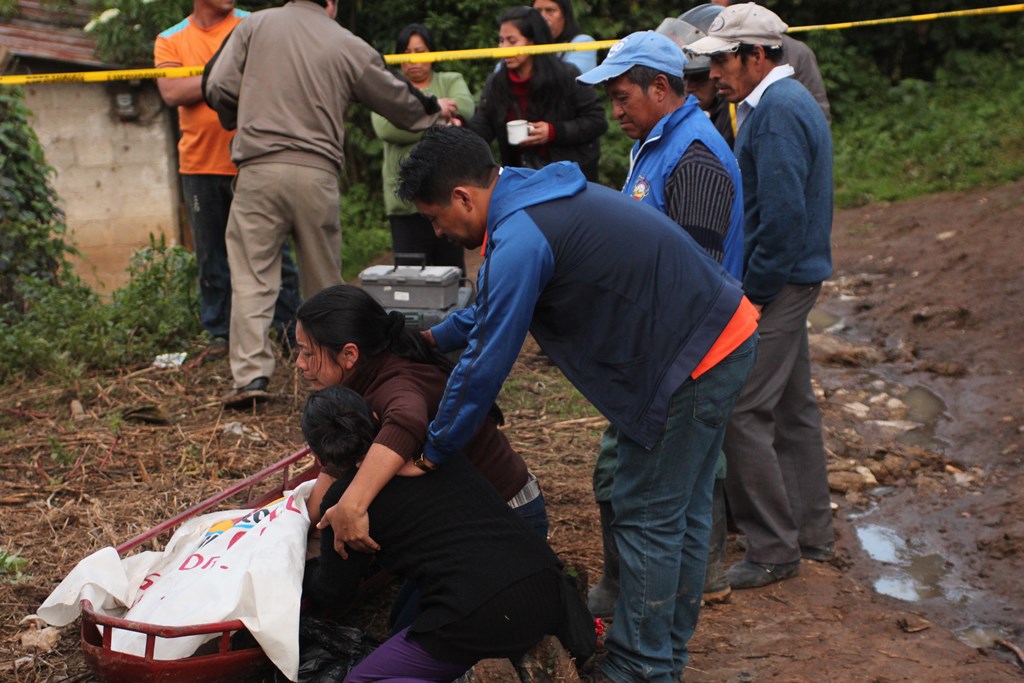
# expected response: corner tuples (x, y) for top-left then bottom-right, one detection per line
(38, 480), (314, 681)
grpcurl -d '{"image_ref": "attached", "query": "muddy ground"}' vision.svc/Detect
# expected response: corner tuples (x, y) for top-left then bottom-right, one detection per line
(1, 181), (1023, 682)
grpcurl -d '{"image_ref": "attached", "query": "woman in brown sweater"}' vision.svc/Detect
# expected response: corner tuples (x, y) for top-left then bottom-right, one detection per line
(295, 284), (548, 629)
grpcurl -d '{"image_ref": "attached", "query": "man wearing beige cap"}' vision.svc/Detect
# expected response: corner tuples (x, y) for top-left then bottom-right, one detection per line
(708, 0), (830, 121)
(687, 3), (836, 590)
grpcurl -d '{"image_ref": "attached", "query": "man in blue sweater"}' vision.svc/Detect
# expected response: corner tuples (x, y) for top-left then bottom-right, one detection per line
(687, 3), (836, 589)
(396, 126), (759, 683)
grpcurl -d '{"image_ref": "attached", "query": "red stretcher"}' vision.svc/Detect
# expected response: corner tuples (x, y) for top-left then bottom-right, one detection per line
(79, 447), (319, 683)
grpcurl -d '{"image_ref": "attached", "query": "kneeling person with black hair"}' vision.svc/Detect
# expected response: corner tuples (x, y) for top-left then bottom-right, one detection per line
(302, 386), (593, 682)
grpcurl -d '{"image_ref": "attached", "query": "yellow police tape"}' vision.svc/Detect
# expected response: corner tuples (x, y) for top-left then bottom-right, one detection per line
(1, 3), (1022, 86)
(789, 3), (1024, 32)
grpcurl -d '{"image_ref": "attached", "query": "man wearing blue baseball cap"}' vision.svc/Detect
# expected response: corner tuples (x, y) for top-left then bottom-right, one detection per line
(578, 30), (743, 276)
(577, 30), (746, 680)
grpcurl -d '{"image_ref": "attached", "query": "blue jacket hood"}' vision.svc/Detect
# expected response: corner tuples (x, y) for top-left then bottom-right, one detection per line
(488, 162), (588, 231)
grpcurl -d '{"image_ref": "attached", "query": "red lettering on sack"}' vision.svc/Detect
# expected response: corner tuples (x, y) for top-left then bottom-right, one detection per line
(138, 573), (161, 592)
(179, 553), (205, 570)
(285, 495), (301, 514)
(226, 531), (247, 549)
(178, 554), (222, 570)
(129, 573), (162, 608)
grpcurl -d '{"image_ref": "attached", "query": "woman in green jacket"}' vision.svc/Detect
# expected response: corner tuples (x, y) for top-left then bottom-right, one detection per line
(371, 24), (475, 273)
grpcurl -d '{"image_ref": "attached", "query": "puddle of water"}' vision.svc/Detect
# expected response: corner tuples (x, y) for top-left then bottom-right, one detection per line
(957, 625), (1013, 649)
(808, 308), (843, 333)
(855, 524), (970, 604)
(896, 386), (948, 448)
(857, 524), (904, 563)
(902, 386), (946, 423)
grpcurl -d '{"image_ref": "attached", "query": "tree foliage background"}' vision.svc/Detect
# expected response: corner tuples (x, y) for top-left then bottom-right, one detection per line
(0, 0), (1020, 375)
(65, 1), (1022, 151)
(56, 0), (1022, 206)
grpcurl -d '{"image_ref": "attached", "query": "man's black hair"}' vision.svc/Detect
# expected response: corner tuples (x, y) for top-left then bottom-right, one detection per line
(301, 386), (378, 471)
(396, 126), (498, 206)
(738, 43), (784, 64)
(623, 65), (686, 96)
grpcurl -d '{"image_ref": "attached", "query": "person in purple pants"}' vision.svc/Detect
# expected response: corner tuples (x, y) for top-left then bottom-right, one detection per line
(301, 385), (593, 682)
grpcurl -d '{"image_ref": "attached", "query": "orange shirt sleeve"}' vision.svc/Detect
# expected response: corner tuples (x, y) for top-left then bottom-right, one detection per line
(690, 296), (759, 380)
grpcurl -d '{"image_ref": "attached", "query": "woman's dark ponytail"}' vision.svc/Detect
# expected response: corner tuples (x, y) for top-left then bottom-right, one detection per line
(297, 285), (452, 371)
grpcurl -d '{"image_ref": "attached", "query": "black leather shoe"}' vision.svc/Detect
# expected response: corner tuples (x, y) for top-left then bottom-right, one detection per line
(801, 542), (836, 562)
(222, 377), (270, 408)
(726, 559), (800, 589)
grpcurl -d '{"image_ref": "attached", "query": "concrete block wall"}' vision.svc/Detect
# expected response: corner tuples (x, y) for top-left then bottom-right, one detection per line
(24, 80), (181, 293)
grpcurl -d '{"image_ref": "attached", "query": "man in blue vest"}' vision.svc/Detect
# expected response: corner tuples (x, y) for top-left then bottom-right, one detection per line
(577, 30), (744, 615)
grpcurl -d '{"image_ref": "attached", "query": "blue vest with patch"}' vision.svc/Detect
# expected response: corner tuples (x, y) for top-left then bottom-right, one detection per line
(622, 96), (744, 278)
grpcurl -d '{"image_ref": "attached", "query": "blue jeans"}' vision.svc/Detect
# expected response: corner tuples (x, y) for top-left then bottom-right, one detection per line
(180, 174), (302, 343)
(603, 334), (757, 683)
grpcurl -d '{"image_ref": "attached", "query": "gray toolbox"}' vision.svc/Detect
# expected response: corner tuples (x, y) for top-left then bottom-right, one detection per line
(358, 262), (474, 332)
(360, 264), (461, 309)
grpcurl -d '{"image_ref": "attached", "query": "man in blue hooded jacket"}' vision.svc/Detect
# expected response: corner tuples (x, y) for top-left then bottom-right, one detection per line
(395, 125), (759, 683)
(577, 29), (744, 614)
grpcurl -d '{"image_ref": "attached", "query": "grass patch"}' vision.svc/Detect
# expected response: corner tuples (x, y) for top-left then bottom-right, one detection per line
(498, 347), (602, 424)
(0, 548), (28, 582)
(340, 179), (391, 282)
(833, 53), (1024, 207)
(1, 235), (203, 380)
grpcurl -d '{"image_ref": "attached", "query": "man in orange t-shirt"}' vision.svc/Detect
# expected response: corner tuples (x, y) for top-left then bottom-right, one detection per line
(155, 0), (300, 357)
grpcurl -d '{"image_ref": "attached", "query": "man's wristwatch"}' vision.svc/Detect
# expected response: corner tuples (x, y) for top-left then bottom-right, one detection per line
(413, 454), (437, 473)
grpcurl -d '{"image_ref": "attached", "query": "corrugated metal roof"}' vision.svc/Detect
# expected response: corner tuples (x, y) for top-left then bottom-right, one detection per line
(0, 1), (110, 69)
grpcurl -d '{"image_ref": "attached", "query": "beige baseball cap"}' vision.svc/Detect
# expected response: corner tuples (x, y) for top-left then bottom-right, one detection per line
(684, 3), (788, 56)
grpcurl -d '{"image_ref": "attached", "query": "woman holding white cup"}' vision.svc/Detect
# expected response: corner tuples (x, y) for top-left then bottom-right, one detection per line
(467, 6), (606, 181)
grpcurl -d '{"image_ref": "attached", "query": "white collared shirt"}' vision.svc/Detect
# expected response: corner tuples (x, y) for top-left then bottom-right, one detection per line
(735, 64), (795, 132)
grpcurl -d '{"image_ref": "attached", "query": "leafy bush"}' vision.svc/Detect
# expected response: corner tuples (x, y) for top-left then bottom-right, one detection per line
(0, 87), (75, 308)
(0, 548), (28, 582)
(833, 53), (1024, 206)
(83, 0), (193, 67)
(339, 182), (391, 282)
(0, 237), (202, 380)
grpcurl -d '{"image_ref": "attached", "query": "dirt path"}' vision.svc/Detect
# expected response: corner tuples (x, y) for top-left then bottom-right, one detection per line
(1, 183), (1023, 681)
(683, 180), (1024, 680)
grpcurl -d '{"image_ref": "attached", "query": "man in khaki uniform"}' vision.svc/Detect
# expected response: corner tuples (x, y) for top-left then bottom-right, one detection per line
(203, 0), (456, 406)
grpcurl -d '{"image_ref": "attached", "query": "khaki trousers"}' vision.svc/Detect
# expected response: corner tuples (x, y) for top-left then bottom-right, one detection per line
(226, 162), (343, 387)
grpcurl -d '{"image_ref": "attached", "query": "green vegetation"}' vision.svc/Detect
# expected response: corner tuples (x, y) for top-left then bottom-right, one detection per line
(830, 51), (1024, 207)
(0, 236), (202, 380)
(0, 87), (75, 309)
(0, 548), (28, 582)
(500, 370), (601, 422)
(2, 1), (1023, 382)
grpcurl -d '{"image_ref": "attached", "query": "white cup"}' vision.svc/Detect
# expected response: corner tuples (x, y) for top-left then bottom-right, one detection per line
(506, 119), (530, 145)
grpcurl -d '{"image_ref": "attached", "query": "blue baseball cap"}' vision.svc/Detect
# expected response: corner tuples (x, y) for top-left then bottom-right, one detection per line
(577, 30), (688, 85)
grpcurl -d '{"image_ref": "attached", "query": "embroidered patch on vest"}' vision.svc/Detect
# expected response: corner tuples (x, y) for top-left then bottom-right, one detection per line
(631, 176), (650, 201)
